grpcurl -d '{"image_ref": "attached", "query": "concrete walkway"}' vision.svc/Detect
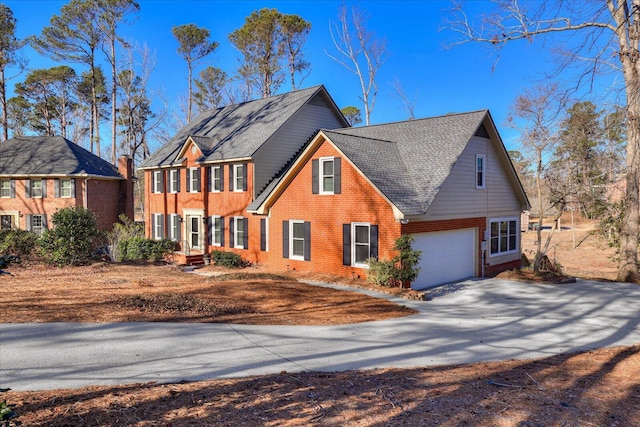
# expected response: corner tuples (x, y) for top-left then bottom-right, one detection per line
(1, 278), (639, 391)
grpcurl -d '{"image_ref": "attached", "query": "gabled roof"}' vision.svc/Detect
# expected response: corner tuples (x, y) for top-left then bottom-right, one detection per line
(0, 136), (122, 178)
(141, 85), (337, 169)
(251, 110), (530, 217)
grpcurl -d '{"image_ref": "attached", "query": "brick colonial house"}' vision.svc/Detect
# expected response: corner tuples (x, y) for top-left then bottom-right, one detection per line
(143, 86), (529, 288)
(0, 136), (134, 233)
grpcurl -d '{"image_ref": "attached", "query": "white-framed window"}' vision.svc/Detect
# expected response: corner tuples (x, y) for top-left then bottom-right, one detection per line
(476, 154), (485, 189)
(320, 157), (334, 194)
(290, 220), (306, 260)
(0, 180), (11, 198)
(212, 215), (223, 246)
(1, 214), (13, 229)
(31, 179), (43, 198)
(352, 223), (371, 267)
(152, 213), (164, 240)
(189, 167), (201, 192)
(211, 166), (222, 192)
(169, 214), (181, 241)
(234, 216), (245, 249)
(233, 164), (245, 192)
(31, 214), (45, 236)
(490, 218), (518, 256)
(168, 169), (180, 193)
(152, 170), (163, 193)
(60, 179), (72, 198)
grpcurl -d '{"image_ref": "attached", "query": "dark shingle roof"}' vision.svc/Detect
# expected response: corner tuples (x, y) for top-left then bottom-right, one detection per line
(325, 110), (489, 215)
(141, 85), (328, 168)
(0, 136), (122, 178)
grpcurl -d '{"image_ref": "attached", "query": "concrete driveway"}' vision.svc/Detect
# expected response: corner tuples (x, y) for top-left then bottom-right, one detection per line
(1, 278), (639, 391)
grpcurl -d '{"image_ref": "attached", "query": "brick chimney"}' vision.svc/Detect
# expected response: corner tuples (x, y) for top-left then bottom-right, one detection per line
(117, 155), (135, 221)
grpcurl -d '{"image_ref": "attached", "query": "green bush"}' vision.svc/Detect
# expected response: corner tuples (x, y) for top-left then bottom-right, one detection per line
(366, 234), (422, 287)
(211, 250), (248, 268)
(0, 229), (37, 258)
(38, 206), (101, 266)
(119, 237), (175, 262)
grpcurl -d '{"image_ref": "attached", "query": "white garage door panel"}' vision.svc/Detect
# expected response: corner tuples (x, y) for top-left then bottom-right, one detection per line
(412, 228), (476, 289)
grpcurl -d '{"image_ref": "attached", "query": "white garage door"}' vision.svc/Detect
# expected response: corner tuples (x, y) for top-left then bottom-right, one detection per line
(411, 228), (476, 289)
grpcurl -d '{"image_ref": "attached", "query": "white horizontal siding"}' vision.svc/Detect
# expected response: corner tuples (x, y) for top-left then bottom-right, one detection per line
(253, 102), (344, 195)
(424, 136), (521, 220)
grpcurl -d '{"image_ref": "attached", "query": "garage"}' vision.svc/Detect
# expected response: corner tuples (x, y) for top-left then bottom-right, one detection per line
(411, 228), (477, 289)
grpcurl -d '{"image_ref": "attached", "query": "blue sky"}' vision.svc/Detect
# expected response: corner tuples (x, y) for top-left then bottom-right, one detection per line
(3, 0), (615, 155)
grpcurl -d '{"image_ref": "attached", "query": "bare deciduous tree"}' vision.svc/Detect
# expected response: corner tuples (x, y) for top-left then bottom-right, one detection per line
(450, 0), (640, 283)
(327, 5), (386, 126)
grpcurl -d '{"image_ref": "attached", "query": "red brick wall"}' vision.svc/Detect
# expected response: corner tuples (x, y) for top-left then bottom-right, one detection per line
(86, 178), (122, 230)
(267, 140), (401, 277)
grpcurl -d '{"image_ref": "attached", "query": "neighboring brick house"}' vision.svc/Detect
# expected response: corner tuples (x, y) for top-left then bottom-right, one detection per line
(139, 85), (348, 264)
(250, 110), (531, 289)
(0, 136), (134, 233)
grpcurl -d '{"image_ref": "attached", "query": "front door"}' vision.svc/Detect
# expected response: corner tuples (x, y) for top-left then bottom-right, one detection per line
(188, 216), (201, 250)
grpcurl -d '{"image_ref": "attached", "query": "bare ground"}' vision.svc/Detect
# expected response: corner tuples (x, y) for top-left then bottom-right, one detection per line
(2, 217), (639, 426)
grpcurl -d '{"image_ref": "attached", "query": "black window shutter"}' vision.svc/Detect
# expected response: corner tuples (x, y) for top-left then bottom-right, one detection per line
(25, 179), (31, 198)
(176, 216), (182, 241)
(312, 159), (319, 194)
(370, 225), (379, 260)
(54, 179), (60, 198)
(159, 214), (164, 238)
(186, 169), (191, 192)
(243, 218), (249, 249)
(260, 219), (266, 251)
(208, 216), (213, 245)
(10, 179), (15, 198)
(243, 163), (248, 191)
(220, 166), (225, 191)
(26, 214), (32, 231)
(42, 179), (47, 198)
(304, 221), (311, 261)
(195, 168), (201, 192)
(159, 172), (164, 193)
(206, 167), (212, 192)
(342, 224), (351, 266)
(42, 215), (48, 230)
(282, 220), (289, 258)
(220, 217), (225, 247)
(334, 158), (341, 194)
(229, 165), (234, 191)
(177, 170), (181, 193)
(229, 217), (235, 248)
(71, 179), (76, 198)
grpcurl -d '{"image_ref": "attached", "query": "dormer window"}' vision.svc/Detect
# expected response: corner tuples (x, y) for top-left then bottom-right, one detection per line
(476, 154), (485, 189)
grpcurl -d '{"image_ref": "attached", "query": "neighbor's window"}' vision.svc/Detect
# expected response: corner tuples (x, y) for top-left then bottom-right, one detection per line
(211, 166), (222, 192)
(153, 213), (164, 240)
(31, 214), (45, 236)
(31, 179), (43, 198)
(189, 167), (201, 193)
(352, 223), (371, 267)
(169, 169), (180, 193)
(233, 164), (245, 192)
(476, 154), (485, 189)
(320, 158), (334, 193)
(0, 180), (11, 198)
(234, 216), (245, 249)
(60, 179), (72, 198)
(152, 170), (163, 193)
(169, 214), (181, 241)
(490, 218), (518, 256)
(212, 216), (223, 246)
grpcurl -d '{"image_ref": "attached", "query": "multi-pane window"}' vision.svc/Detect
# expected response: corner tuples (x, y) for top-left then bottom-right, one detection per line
(0, 180), (11, 198)
(60, 179), (72, 198)
(320, 158), (334, 193)
(169, 169), (180, 193)
(490, 219), (518, 255)
(189, 167), (201, 192)
(353, 223), (371, 266)
(1, 215), (13, 230)
(233, 164), (244, 192)
(169, 214), (181, 241)
(290, 220), (305, 260)
(211, 166), (222, 192)
(31, 215), (45, 236)
(31, 180), (43, 198)
(234, 216), (245, 249)
(153, 170), (163, 193)
(153, 213), (164, 240)
(212, 216), (223, 246)
(476, 154), (485, 189)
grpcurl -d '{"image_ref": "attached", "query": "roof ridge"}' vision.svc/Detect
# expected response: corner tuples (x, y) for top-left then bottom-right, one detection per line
(323, 129), (398, 145)
(333, 109), (489, 131)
